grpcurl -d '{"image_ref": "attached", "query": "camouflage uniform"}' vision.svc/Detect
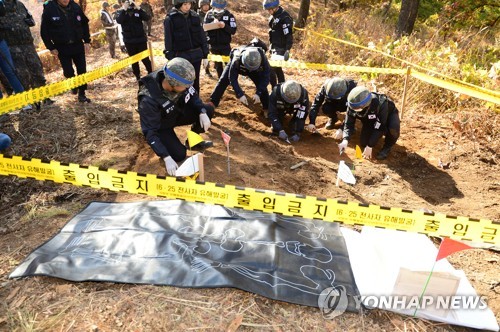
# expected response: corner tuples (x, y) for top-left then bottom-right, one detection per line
(140, 1), (154, 36)
(0, 0), (47, 90)
(100, 6), (117, 58)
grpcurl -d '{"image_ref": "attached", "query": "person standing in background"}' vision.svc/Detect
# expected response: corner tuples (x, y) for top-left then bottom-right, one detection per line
(115, 0), (152, 81)
(203, 0), (236, 78)
(112, 3), (127, 53)
(0, 0), (54, 109)
(163, 0), (208, 93)
(262, 0), (293, 87)
(100, 2), (117, 58)
(41, 0), (92, 103)
(140, 0), (153, 36)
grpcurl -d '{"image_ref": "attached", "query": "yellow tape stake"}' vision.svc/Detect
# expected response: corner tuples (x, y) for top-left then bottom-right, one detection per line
(0, 154), (497, 245)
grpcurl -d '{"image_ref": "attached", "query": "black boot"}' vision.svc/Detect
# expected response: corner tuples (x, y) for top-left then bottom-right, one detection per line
(376, 147), (392, 160)
(78, 94), (91, 103)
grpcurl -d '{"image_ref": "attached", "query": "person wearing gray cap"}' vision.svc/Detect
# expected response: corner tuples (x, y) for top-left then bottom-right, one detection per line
(338, 86), (400, 160)
(137, 58), (215, 176)
(100, 2), (117, 58)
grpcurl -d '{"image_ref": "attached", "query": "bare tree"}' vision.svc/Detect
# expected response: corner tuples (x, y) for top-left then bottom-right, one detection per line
(396, 0), (420, 37)
(296, 0), (311, 28)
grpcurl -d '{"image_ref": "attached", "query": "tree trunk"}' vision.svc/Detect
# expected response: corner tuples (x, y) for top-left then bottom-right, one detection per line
(396, 0), (419, 38)
(296, 0), (311, 28)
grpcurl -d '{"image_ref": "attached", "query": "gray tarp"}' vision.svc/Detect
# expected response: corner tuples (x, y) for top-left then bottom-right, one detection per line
(10, 200), (359, 310)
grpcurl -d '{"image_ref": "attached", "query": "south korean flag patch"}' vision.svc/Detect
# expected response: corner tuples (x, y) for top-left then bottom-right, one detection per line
(283, 24), (289, 35)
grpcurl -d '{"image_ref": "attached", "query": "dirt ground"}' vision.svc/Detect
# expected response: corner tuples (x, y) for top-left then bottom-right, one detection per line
(0, 0), (499, 331)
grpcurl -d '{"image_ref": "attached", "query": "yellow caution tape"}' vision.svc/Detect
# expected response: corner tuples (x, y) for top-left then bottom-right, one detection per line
(0, 50), (150, 115)
(208, 53), (498, 105)
(0, 154), (497, 245)
(411, 71), (500, 104)
(295, 27), (500, 100)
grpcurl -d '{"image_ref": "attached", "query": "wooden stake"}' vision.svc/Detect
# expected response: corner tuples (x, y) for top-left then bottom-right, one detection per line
(147, 40), (155, 70)
(400, 66), (411, 120)
(198, 153), (205, 182)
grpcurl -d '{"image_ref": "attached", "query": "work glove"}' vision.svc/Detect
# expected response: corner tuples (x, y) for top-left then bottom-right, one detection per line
(290, 134), (300, 142)
(252, 94), (261, 104)
(201, 58), (208, 68)
(333, 128), (343, 140)
(362, 146), (373, 160)
(239, 95), (248, 106)
(163, 156), (178, 176)
(307, 124), (316, 132)
(284, 50), (290, 61)
(199, 112), (211, 132)
(338, 139), (348, 154)
(278, 130), (288, 141)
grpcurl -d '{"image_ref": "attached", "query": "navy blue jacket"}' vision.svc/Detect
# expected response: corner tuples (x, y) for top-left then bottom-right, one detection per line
(204, 9), (236, 53)
(343, 93), (398, 146)
(163, 8), (208, 61)
(268, 6), (293, 54)
(269, 83), (309, 133)
(138, 70), (207, 158)
(115, 7), (150, 44)
(227, 46), (269, 98)
(309, 79), (357, 124)
(40, 0), (90, 50)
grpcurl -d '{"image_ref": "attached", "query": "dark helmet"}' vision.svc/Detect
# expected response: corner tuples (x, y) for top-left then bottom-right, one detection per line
(241, 47), (262, 71)
(198, 0), (210, 7)
(174, 0), (193, 5)
(210, 0), (226, 9)
(325, 77), (348, 99)
(347, 86), (372, 111)
(262, 0), (279, 10)
(281, 80), (302, 104)
(163, 58), (195, 88)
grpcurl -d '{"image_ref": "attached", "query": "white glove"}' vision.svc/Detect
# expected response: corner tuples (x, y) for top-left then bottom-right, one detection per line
(199, 112), (211, 132)
(338, 140), (348, 154)
(362, 146), (373, 159)
(163, 156), (178, 176)
(252, 94), (261, 104)
(201, 59), (208, 68)
(239, 95), (248, 106)
(307, 124), (316, 132)
(333, 128), (343, 140)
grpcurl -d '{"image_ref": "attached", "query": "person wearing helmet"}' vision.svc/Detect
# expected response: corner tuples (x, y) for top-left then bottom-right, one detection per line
(0, 133), (12, 151)
(209, 45), (270, 112)
(263, 0), (293, 87)
(268, 80), (310, 143)
(203, 0), (237, 78)
(100, 2), (117, 58)
(308, 77), (357, 136)
(338, 86), (400, 160)
(164, 0), (209, 93)
(198, 0), (210, 21)
(137, 58), (215, 176)
(115, 0), (153, 80)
